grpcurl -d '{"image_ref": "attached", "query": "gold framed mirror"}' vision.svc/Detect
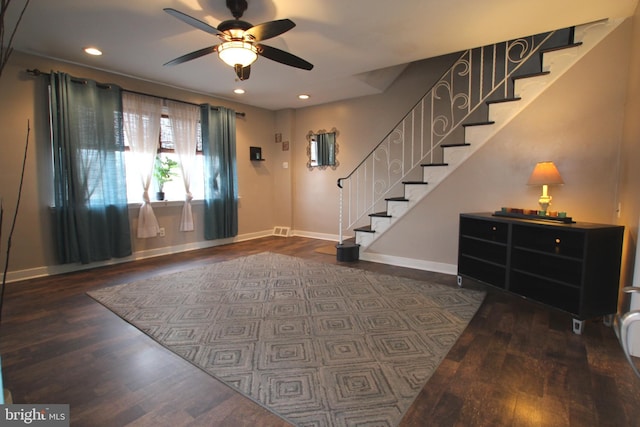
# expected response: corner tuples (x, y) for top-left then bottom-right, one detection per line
(307, 128), (338, 170)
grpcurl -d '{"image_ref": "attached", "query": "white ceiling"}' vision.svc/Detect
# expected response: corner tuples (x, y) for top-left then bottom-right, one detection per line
(8, 0), (638, 110)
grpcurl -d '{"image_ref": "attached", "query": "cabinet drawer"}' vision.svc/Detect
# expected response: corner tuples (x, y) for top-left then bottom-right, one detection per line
(512, 225), (583, 258)
(460, 218), (508, 243)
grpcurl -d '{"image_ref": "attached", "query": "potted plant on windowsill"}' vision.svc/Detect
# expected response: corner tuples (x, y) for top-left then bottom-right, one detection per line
(153, 156), (178, 200)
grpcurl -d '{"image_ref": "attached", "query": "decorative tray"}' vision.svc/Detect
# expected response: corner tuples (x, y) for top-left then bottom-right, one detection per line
(492, 210), (575, 224)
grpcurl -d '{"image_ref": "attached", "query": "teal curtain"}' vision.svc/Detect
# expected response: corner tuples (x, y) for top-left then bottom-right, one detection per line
(201, 105), (238, 240)
(50, 72), (132, 264)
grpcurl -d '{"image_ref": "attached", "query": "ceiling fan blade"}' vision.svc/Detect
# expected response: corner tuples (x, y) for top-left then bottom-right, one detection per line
(245, 19), (295, 42)
(164, 8), (223, 37)
(235, 64), (251, 81)
(164, 45), (218, 66)
(257, 44), (314, 70)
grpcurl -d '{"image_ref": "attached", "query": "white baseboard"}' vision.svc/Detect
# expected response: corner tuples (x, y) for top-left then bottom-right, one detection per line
(291, 230), (341, 242)
(291, 230), (456, 275)
(5, 229), (274, 283)
(360, 251), (457, 275)
(6, 229), (457, 283)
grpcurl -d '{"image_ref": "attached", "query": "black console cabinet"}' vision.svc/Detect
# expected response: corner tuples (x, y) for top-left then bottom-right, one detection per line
(458, 213), (624, 334)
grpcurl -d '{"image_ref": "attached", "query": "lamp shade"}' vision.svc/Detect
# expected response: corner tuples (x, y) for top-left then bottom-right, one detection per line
(218, 41), (258, 67)
(527, 161), (564, 186)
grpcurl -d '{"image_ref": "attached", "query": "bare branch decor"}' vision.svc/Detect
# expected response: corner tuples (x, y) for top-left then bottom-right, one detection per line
(0, 121), (29, 323)
(0, 0), (31, 325)
(0, 1), (30, 405)
(0, 0), (31, 79)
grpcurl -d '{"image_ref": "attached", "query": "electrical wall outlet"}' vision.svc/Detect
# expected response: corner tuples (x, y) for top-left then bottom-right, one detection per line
(159, 227), (166, 237)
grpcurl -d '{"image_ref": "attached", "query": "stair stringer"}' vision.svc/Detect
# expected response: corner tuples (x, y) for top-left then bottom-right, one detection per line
(355, 18), (623, 253)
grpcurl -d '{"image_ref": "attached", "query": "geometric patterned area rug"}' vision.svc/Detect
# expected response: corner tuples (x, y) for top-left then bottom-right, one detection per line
(88, 252), (485, 426)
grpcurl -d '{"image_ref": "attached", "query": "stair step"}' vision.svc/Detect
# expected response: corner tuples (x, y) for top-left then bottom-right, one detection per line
(420, 162), (449, 167)
(540, 42), (583, 54)
(513, 71), (551, 81)
(402, 181), (429, 185)
(441, 143), (471, 148)
(385, 197), (409, 202)
(462, 121), (495, 127)
(369, 212), (391, 218)
(354, 225), (375, 233)
(486, 97), (521, 105)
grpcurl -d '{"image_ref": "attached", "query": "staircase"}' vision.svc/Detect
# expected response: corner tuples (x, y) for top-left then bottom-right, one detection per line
(336, 18), (622, 256)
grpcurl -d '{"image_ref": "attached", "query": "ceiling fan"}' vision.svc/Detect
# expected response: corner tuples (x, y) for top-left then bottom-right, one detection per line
(163, 0), (313, 81)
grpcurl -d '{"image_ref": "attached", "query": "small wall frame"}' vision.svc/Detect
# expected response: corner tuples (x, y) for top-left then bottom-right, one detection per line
(250, 146), (264, 161)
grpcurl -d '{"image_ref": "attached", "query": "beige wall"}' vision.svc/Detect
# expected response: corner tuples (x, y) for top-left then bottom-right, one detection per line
(619, 3), (640, 288)
(0, 52), (277, 279)
(272, 109), (295, 229)
(3, 11), (640, 283)
(369, 19), (632, 268)
(290, 18), (638, 276)
(290, 53), (460, 239)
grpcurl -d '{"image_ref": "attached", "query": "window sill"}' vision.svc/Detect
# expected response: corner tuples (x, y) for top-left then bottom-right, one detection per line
(127, 199), (204, 209)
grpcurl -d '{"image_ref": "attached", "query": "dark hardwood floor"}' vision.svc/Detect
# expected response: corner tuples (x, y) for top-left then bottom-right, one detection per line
(1, 236), (638, 426)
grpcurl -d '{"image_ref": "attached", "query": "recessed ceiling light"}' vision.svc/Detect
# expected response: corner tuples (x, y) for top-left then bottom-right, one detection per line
(234, 88), (245, 94)
(84, 47), (103, 56)
(298, 94), (310, 100)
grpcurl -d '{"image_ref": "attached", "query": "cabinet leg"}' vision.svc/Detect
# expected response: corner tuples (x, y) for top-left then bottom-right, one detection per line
(572, 318), (584, 335)
(603, 314), (614, 327)
(457, 275), (463, 288)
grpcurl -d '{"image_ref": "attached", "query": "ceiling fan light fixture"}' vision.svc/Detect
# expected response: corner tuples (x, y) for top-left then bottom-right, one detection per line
(218, 41), (258, 67)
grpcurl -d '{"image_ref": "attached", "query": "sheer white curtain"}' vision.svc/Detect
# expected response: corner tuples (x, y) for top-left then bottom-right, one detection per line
(166, 100), (199, 231)
(122, 92), (163, 238)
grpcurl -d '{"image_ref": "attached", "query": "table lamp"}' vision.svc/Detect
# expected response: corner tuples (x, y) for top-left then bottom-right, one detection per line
(527, 161), (564, 212)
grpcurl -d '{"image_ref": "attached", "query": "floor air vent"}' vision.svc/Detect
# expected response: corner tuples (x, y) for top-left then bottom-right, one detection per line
(273, 226), (290, 237)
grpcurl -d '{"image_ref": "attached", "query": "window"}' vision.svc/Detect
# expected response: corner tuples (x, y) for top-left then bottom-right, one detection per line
(160, 116), (203, 152)
(123, 110), (204, 203)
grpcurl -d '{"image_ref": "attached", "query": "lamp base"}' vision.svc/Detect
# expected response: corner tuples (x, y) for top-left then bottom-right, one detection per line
(538, 195), (552, 213)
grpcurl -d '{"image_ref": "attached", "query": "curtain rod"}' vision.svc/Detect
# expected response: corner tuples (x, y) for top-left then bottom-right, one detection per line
(26, 69), (246, 118)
